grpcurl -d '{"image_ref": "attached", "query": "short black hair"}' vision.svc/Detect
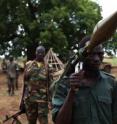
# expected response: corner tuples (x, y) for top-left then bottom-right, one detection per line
(36, 45), (45, 51)
(9, 56), (13, 61)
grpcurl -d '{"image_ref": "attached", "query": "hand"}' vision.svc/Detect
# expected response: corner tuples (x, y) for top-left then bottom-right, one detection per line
(69, 71), (84, 91)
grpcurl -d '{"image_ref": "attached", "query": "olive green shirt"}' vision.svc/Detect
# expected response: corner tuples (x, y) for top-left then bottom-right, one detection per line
(52, 71), (117, 124)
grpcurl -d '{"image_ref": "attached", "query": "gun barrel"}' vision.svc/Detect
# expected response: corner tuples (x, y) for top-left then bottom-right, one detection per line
(3, 111), (23, 123)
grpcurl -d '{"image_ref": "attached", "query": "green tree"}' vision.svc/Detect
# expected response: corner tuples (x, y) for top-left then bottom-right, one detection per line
(104, 32), (117, 56)
(0, 0), (102, 61)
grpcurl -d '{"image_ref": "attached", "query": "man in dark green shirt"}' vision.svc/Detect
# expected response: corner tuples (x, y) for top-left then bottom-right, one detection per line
(52, 36), (117, 124)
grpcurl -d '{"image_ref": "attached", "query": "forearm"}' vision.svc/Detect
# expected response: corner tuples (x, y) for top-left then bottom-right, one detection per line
(20, 85), (25, 106)
(20, 80), (27, 108)
(55, 89), (75, 124)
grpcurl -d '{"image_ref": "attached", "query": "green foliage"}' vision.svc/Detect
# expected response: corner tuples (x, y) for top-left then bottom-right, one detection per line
(0, 0), (102, 60)
(103, 32), (117, 56)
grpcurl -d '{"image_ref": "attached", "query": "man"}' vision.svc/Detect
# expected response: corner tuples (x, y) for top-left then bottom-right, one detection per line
(102, 63), (112, 73)
(7, 56), (17, 96)
(1, 58), (7, 73)
(52, 36), (117, 124)
(20, 45), (51, 124)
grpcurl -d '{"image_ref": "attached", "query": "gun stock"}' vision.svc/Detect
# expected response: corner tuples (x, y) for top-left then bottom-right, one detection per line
(86, 11), (117, 52)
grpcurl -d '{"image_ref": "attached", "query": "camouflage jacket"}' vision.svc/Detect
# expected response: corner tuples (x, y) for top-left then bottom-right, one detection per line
(24, 60), (50, 103)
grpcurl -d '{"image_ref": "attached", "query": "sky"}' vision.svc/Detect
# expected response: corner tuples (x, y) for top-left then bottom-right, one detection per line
(93, 0), (117, 18)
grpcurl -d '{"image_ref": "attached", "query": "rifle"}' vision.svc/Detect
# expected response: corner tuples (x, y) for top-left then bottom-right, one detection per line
(3, 110), (24, 124)
(3, 76), (26, 124)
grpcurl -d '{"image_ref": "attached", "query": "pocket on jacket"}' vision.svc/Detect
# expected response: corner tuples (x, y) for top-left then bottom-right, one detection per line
(98, 96), (112, 104)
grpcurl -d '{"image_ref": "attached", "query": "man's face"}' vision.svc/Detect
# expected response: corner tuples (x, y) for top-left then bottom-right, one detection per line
(83, 44), (104, 71)
(36, 47), (45, 61)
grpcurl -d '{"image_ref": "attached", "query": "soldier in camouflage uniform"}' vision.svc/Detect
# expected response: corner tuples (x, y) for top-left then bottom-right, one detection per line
(52, 36), (117, 124)
(20, 45), (50, 124)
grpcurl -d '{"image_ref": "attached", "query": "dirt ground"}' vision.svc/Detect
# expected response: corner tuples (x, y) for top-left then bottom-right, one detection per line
(0, 72), (53, 124)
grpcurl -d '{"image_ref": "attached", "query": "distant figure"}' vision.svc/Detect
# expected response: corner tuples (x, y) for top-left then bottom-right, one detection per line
(103, 64), (112, 73)
(1, 58), (7, 73)
(7, 56), (17, 96)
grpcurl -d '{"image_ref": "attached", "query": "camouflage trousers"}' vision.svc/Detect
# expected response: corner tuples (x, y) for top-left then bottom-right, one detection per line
(25, 100), (48, 124)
